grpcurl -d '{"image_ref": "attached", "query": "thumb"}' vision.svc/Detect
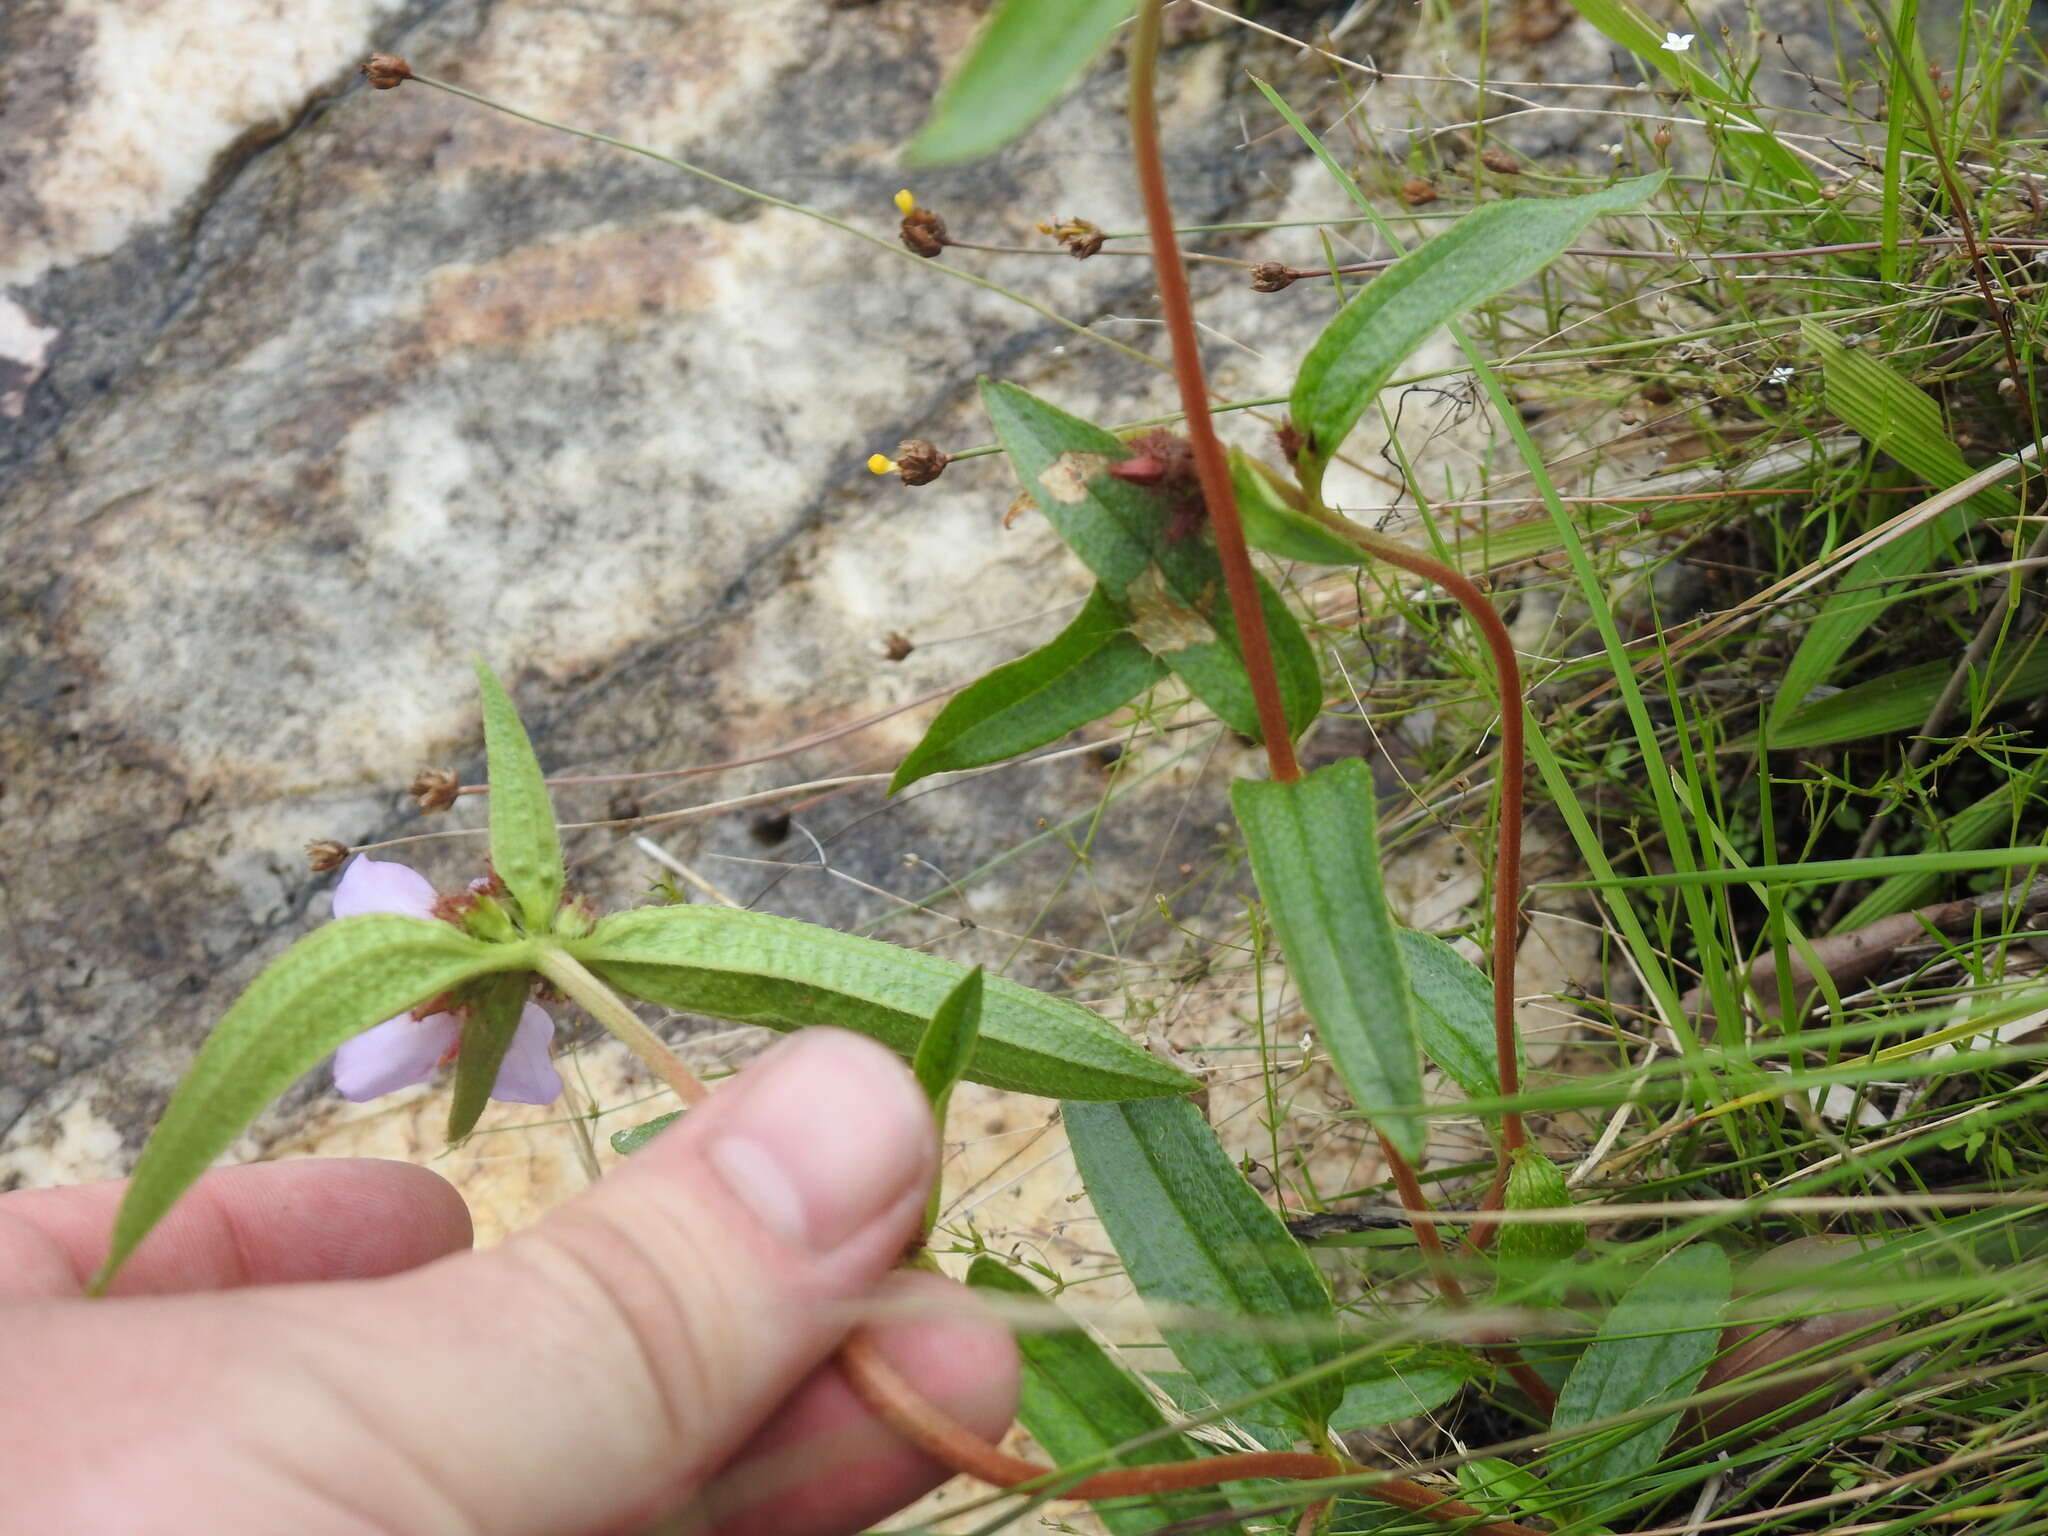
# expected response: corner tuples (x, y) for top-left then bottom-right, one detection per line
(4, 1029), (970, 1534)
(280, 1027), (941, 1531)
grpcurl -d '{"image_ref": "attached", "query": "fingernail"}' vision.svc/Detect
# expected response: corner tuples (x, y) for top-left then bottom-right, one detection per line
(705, 1030), (933, 1253)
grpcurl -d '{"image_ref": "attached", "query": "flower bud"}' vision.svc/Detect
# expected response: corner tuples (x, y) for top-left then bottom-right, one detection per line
(410, 766), (461, 814)
(361, 54), (413, 89)
(463, 892), (518, 944)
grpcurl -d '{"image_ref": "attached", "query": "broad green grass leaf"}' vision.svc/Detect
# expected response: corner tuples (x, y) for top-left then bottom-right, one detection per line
(981, 378), (1319, 741)
(913, 964), (983, 1110)
(1233, 759), (1426, 1161)
(1768, 648), (2048, 748)
(968, 1256), (1242, 1535)
(1064, 1096), (1341, 1431)
(1551, 1245), (1731, 1510)
(1329, 1363), (1466, 1429)
(907, 0), (1134, 166)
(1288, 174), (1665, 495)
(610, 1110), (683, 1154)
(890, 586), (1165, 792)
(1398, 928), (1501, 1102)
(1771, 325), (2020, 733)
(98, 915), (527, 1289)
(575, 905), (1192, 1100)
(475, 662), (565, 933)
(445, 970), (531, 1143)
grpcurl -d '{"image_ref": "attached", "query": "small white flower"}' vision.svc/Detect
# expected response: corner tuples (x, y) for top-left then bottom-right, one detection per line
(1662, 30), (1694, 52)
(1603, 142), (1626, 159)
(1769, 364), (1796, 384)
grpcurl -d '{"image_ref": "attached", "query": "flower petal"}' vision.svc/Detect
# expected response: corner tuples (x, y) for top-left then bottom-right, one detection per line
(490, 1002), (562, 1105)
(333, 854), (441, 920)
(333, 1012), (461, 1101)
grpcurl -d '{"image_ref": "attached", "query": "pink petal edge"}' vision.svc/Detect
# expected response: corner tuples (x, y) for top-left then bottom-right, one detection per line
(490, 1002), (562, 1105)
(333, 1012), (462, 1102)
(332, 854), (441, 921)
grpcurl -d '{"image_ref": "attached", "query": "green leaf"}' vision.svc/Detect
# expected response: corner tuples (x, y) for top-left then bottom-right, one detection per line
(890, 586), (1165, 792)
(445, 970), (532, 1143)
(1500, 1148), (1584, 1266)
(475, 662), (566, 933)
(97, 916), (527, 1289)
(574, 905), (1193, 1100)
(1455, 1459), (1551, 1520)
(1550, 1245), (1731, 1509)
(1398, 928), (1501, 1103)
(1063, 1096), (1341, 1431)
(968, 1256), (1242, 1535)
(1770, 325), (2019, 734)
(906, 0), (1135, 166)
(979, 379), (1321, 742)
(1231, 449), (1367, 566)
(1329, 1363), (1467, 1429)
(1288, 174), (1665, 494)
(1232, 759), (1427, 1162)
(1768, 648), (2048, 748)
(610, 1110), (684, 1155)
(913, 964), (984, 1110)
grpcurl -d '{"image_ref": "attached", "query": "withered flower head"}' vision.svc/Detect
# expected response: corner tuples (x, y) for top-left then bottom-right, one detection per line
(1399, 178), (1440, 206)
(892, 439), (948, 486)
(898, 202), (949, 259)
(882, 631), (915, 662)
(1037, 217), (1106, 258)
(409, 766), (461, 814)
(1249, 262), (1295, 293)
(361, 54), (413, 90)
(306, 839), (351, 873)
(1480, 146), (1521, 174)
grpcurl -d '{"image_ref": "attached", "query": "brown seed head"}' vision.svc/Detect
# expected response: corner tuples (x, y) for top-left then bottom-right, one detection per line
(898, 205), (949, 258)
(1249, 262), (1295, 293)
(1480, 146), (1521, 175)
(1037, 217), (1106, 258)
(882, 631), (915, 662)
(361, 54), (413, 90)
(1399, 178), (1439, 206)
(893, 439), (948, 486)
(307, 839), (351, 873)
(1653, 124), (1673, 151)
(410, 766), (462, 814)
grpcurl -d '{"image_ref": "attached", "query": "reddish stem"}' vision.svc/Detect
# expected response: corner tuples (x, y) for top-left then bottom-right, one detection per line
(1127, 0), (1299, 782)
(837, 1330), (1547, 1536)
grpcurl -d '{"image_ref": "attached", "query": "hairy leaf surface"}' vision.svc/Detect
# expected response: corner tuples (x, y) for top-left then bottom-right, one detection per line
(476, 662), (565, 932)
(576, 905), (1192, 1100)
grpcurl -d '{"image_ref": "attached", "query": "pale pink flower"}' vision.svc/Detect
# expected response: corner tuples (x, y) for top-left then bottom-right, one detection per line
(329, 855), (561, 1105)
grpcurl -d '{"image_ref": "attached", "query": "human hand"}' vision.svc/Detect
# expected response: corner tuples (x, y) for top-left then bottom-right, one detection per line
(0, 1028), (1018, 1534)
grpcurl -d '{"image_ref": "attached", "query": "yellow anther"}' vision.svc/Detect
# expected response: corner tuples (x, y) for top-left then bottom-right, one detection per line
(867, 453), (898, 476)
(893, 189), (916, 216)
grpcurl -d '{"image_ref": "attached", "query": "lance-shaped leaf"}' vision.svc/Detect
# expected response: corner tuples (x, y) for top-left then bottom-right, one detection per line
(908, 0), (1135, 166)
(475, 662), (565, 933)
(611, 1110), (684, 1155)
(1233, 759), (1426, 1162)
(968, 1256), (1243, 1536)
(1064, 1096), (1342, 1431)
(1231, 449), (1369, 566)
(97, 916), (528, 1289)
(891, 586), (1165, 792)
(1398, 928), (1502, 1104)
(1767, 647), (2048, 749)
(444, 969), (535, 1143)
(1769, 325), (2017, 735)
(1550, 1245), (1731, 1511)
(980, 379), (1320, 741)
(1330, 1360), (1468, 1430)
(572, 905), (1192, 1101)
(913, 964), (984, 1111)
(1289, 174), (1665, 495)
